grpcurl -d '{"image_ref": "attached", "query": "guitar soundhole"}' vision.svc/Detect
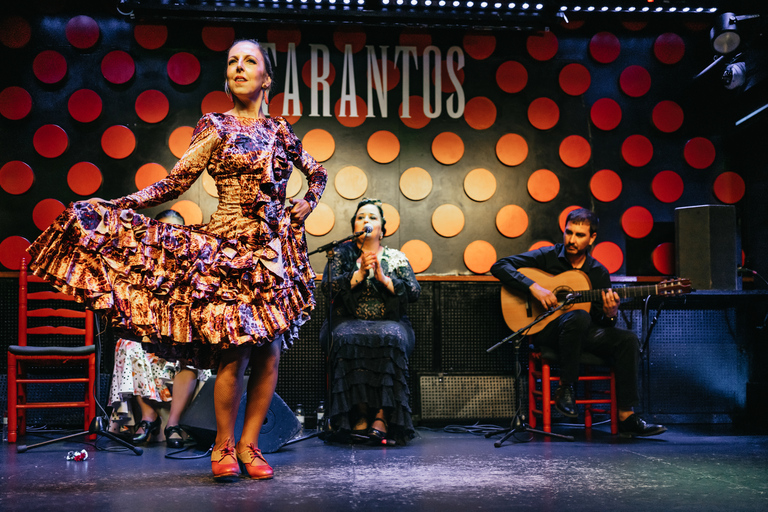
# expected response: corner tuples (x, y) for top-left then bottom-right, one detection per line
(553, 286), (575, 309)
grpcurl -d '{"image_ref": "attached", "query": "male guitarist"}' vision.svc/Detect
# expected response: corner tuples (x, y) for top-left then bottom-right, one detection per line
(491, 208), (666, 438)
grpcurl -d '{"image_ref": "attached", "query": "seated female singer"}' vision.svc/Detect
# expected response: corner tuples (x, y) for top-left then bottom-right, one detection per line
(319, 198), (421, 445)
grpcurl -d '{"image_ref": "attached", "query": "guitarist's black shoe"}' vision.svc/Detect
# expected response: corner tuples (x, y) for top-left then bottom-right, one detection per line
(618, 414), (667, 438)
(554, 384), (578, 418)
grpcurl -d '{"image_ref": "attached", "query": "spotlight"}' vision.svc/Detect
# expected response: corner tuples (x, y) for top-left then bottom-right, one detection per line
(711, 13), (740, 54)
(722, 61), (746, 90)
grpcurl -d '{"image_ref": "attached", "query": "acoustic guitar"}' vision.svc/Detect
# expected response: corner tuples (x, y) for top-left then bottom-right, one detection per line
(500, 267), (692, 334)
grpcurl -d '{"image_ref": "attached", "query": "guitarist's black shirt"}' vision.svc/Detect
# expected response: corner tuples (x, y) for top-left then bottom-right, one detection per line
(491, 243), (616, 326)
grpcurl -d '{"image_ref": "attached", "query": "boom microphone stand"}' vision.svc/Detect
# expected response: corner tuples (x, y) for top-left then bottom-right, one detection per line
(485, 297), (579, 447)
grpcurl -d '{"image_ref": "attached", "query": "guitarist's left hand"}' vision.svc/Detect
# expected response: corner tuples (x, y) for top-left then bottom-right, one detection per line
(601, 289), (620, 319)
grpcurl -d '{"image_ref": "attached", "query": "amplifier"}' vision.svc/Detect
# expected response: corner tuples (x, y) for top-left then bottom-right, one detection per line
(418, 373), (517, 422)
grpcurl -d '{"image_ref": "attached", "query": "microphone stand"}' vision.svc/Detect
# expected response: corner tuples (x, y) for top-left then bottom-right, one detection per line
(485, 296), (579, 447)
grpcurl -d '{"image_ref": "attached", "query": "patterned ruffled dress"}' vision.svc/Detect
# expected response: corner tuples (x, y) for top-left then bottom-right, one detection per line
(319, 241), (421, 444)
(27, 113), (327, 369)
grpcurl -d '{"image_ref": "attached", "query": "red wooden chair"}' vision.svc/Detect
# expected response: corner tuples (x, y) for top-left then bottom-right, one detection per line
(7, 259), (97, 443)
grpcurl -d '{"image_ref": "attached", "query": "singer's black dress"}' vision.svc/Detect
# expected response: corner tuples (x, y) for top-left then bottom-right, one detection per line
(319, 240), (420, 444)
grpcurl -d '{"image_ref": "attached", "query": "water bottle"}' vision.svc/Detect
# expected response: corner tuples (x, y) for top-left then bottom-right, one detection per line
(316, 401), (325, 429)
(295, 404), (305, 428)
(2, 414), (8, 442)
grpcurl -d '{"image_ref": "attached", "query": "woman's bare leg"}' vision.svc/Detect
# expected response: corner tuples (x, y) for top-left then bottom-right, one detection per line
(214, 345), (251, 450)
(237, 340), (281, 457)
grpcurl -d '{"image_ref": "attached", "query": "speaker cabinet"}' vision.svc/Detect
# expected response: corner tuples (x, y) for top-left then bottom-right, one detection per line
(675, 205), (740, 290)
(180, 376), (301, 453)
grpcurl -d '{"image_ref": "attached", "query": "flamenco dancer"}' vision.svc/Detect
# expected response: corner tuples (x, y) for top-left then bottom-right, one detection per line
(26, 39), (327, 481)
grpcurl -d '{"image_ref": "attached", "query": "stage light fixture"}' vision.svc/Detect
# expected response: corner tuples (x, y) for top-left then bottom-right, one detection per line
(711, 13), (740, 54)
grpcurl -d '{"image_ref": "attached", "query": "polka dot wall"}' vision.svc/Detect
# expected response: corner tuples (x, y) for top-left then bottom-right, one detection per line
(0, 10), (747, 276)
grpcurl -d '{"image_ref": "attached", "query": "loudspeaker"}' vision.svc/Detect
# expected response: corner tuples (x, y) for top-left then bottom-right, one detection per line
(179, 376), (301, 453)
(675, 205), (740, 290)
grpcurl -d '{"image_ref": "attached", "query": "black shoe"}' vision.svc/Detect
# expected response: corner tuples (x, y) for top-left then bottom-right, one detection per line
(554, 384), (578, 418)
(132, 416), (162, 444)
(165, 425), (185, 448)
(367, 417), (388, 446)
(618, 414), (667, 438)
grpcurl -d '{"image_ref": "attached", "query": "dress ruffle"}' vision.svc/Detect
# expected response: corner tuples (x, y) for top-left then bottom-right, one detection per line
(27, 201), (317, 369)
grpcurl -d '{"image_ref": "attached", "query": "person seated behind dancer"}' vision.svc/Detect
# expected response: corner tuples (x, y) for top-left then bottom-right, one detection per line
(490, 208), (666, 438)
(109, 209), (211, 448)
(319, 198), (421, 445)
(27, 39), (327, 482)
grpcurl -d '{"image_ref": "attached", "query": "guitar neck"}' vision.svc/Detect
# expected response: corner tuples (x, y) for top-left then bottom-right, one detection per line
(575, 284), (660, 303)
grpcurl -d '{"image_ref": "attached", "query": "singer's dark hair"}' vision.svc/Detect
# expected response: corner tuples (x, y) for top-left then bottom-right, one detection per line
(350, 198), (387, 236)
(565, 208), (599, 235)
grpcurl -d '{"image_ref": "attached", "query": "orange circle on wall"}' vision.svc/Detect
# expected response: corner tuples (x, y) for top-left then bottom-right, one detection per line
(496, 133), (528, 166)
(464, 96), (496, 130)
(432, 132), (464, 165)
(335, 96), (367, 128)
(592, 241), (623, 274)
(559, 63), (591, 96)
(528, 97), (560, 130)
(652, 170), (684, 203)
(684, 137), (716, 169)
(135, 90), (169, 124)
(201, 26), (235, 52)
(68, 89), (102, 123)
(0, 236), (31, 270)
(135, 163), (168, 190)
(589, 32), (620, 63)
(66, 15), (99, 50)
(621, 134), (653, 167)
(1, 16), (32, 49)
(68, 162), (102, 196)
(526, 31), (558, 61)
(432, 204), (465, 238)
(305, 202), (335, 237)
(334, 166), (368, 200)
(464, 168), (496, 202)
(559, 205), (582, 232)
(33, 50), (67, 84)
(367, 130), (400, 164)
(101, 50), (135, 85)
(559, 135), (591, 168)
(134, 24), (168, 50)
(0, 161), (34, 195)
(102, 125), (135, 159)
(496, 61), (528, 93)
(654, 32), (685, 65)
(590, 169), (622, 202)
(528, 169), (559, 203)
(529, 241), (554, 251)
(171, 200), (203, 225)
(590, 98), (622, 131)
(382, 203), (400, 236)
(400, 167), (433, 201)
(620, 65), (652, 97)
(1, 86), (32, 120)
(621, 206), (654, 239)
(652, 242), (675, 275)
(713, 172), (745, 204)
(496, 205), (529, 238)
(400, 240), (432, 273)
(464, 240), (497, 274)
(167, 52), (201, 85)
(33, 198), (66, 230)
(652, 100), (684, 133)
(268, 93), (301, 125)
(201, 91), (233, 114)
(33, 124), (68, 158)
(169, 126), (194, 158)
(302, 129), (335, 162)
(399, 96), (430, 129)
(463, 34), (496, 60)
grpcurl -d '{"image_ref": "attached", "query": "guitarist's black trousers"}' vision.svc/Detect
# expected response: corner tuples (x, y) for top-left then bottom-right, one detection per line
(533, 309), (640, 409)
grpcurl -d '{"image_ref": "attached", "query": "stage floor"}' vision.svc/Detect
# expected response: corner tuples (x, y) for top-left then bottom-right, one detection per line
(2, 422), (767, 511)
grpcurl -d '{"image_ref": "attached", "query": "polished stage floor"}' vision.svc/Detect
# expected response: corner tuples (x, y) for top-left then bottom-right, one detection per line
(1, 422), (767, 511)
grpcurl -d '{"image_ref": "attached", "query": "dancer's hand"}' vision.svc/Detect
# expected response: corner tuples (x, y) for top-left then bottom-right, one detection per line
(289, 198), (311, 227)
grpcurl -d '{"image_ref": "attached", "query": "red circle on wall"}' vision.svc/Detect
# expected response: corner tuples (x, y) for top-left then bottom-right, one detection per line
(652, 170), (684, 203)
(399, 96), (430, 129)
(134, 25), (168, 50)
(590, 98), (622, 130)
(433, 59), (465, 94)
(589, 32), (620, 64)
(593, 242), (623, 274)
(102, 50), (135, 84)
(167, 52), (201, 85)
(135, 163), (168, 190)
(496, 61), (528, 93)
(559, 135), (591, 168)
(559, 63), (591, 96)
(684, 137), (716, 169)
(368, 130), (400, 164)
(268, 28), (302, 53)
(335, 96), (367, 128)
(33, 125), (68, 158)
(101, 125), (136, 159)
(559, 205), (582, 232)
(0, 161), (34, 195)
(526, 31), (558, 61)
(399, 32), (432, 55)
(528, 169), (559, 203)
(620, 65), (652, 97)
(464, 33), (496, 60)
(201, 91), (233, 114)
(333, 29), (366, 53)
(496, 134), (528, 167)
(268, 93), (301, 125)
(622, 135), (653, 167)
(68, 162), (102, 196)
(65, 15), (99, 49)
(0, 86), (32, 120)
(68, 89), (102, 123)
(432, 132), (464, 165)
(654, 33), (685, 65)
(135, 90), (169, 123)
(464, 96), (497, 130)
(622, 206), (654, 238)
(652, 242), (676, 275)
(302, 58), (336, 90)
(169, 126), (194, 158)
(0, 236), (31, 270)
(652, 100), (684, 133)
(33, 198), (66, 230)
(713, 172), (746, 204)
(528, 97), (560, 130)
(590, 169), (622, 202)
(1, 16), (32, 49)
(33, 50), (67, 84)
(202, 26), (235, 52)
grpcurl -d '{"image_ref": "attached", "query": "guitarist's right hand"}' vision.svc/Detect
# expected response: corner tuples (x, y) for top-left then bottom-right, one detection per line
(530, 283), (558, 310)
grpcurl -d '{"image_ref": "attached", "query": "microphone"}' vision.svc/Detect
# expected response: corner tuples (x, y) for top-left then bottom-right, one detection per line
(364, 224), (372, 235)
